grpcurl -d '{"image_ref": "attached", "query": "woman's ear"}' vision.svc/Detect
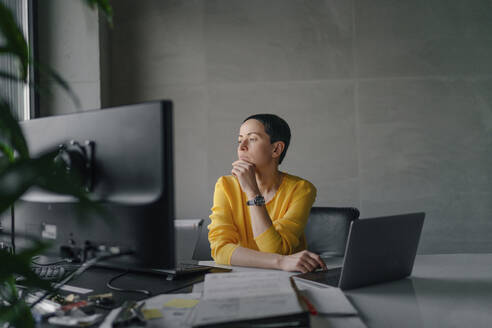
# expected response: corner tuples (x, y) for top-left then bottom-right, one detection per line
(272, 141), (285, 159)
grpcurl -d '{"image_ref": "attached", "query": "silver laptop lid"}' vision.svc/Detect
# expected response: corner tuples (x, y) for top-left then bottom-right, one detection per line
(338, 212), (425, 290)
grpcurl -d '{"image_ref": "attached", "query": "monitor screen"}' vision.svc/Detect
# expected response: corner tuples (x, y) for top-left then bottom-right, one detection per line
(5, 100), (175, 269)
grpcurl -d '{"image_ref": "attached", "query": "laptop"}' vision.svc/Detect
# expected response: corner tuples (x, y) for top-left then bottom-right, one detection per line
(294, 212), (425, 290)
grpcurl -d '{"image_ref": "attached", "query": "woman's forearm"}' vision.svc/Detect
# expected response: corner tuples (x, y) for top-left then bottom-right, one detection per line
(247, 203), (274, 237)
(246, 190), (274, 237)
(230, 246), (283, 270)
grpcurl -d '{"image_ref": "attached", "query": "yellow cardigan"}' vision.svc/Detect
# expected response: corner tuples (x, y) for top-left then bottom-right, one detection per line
(208, 171), (317, 265)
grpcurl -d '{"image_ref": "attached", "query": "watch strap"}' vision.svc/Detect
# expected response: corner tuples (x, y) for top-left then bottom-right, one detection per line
(247, 194), (265, 206)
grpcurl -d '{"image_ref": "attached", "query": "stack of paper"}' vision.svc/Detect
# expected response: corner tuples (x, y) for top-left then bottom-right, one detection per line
(187, 272), (308, 327)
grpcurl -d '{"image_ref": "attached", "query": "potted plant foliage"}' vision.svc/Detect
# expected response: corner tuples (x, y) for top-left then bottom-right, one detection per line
(0, 1), (112, 326)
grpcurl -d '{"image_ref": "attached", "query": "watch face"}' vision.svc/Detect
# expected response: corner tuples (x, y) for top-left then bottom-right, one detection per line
(255, 195), (265, 205)
(247, 195), (265, 205)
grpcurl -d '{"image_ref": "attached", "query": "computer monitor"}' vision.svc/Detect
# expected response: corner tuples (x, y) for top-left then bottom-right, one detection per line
(5, 100), (175, 269)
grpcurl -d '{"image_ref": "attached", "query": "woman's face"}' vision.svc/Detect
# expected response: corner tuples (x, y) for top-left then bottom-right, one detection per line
(237, 119), (276, 167)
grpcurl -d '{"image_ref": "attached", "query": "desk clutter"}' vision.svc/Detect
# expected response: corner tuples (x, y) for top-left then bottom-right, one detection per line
(99, 271), (363, 328)
(24, 265), (364, 327)
(26, 291), (116, 326)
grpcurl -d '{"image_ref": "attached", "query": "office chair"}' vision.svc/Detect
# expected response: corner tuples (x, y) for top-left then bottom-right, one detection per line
(305, 206), (360, 257)
(192, 218), (213, 261)
(174, 219), (205, 262)
(191, 207), (360, 261)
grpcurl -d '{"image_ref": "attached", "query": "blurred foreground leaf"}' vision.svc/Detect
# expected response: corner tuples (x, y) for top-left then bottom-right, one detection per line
(0, 149), (109, 223)
(0, 278), (35, 328)
(0, 0), (113, 326)
(0, 242), (53, 292)
(84, 0), (113, 26)
(0, 100), (29, 161)
(0, 3), (29, 80)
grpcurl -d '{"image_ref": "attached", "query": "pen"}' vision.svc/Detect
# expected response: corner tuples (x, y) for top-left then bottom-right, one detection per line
(289, 277), (318, 316)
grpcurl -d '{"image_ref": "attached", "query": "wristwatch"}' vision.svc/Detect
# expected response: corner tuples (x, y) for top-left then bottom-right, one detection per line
(246, 194), (265, 206)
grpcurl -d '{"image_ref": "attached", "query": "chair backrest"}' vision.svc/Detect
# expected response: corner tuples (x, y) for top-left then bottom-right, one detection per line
(192, 217), (213, 261)
(305, 206), (360, 257)
(192, 206), (361, 261)
(174, 219), (204, 262)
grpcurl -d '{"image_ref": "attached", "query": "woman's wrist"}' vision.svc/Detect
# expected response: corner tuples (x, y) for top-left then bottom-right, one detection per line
(246, 188), (261, 199)
(274, 254), (284, 270)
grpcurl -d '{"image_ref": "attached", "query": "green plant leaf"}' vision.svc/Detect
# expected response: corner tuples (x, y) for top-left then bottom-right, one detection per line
(0, 300), (35, 328)
(0, 243), (53, 292)
(31, 61), (81, 109)
(0, 151), (55, 215)
(0, 278), (36, 328)
(0, 1), (114, 326)
(34, 159), (110, 224)
(0, 0), (113, 110)
(0, 247), (51, 328)
(0, 2), (29, 81)
(0, 99), (29, 161)
(0, 70), (24, 83)
(0, 62), (83, 112)
(0, 148), (110, 223)
(84, 0), (113, 27)
(0, 143), (15, 162)
(0, 156), (9, 171)
(0, 150), (78, 214)
(0, 67), (81, 112)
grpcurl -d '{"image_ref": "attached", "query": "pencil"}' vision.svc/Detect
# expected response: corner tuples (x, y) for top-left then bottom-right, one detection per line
(289, 276), (318, 316)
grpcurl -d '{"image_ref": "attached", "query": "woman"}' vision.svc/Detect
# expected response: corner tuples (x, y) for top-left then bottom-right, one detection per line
(208, 114), (327, 273)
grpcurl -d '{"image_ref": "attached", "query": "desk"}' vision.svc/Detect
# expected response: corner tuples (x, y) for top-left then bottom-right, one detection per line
(345, 253), (492, 328)
(38, 268), (200, 328)
(43, 254), (492, 327)
(200, 254), (492, 328)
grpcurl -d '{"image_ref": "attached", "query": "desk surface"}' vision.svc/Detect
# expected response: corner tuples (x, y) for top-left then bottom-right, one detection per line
(47, 253), (492, 328)
(200, 253), (492, 328)
(348, 253), (492, 328)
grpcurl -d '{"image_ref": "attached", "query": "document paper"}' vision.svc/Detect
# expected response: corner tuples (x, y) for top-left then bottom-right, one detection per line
(189, 272), (304, 326)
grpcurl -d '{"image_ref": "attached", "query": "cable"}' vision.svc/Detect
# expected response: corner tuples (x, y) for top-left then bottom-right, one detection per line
(162, 276), (204, 294)
(31, 256), (73, 266)
(106, 270), (151, 296)
(106, 269), (205, 296)
(29, 250), (133, 309)
(11, 205), (15, 254)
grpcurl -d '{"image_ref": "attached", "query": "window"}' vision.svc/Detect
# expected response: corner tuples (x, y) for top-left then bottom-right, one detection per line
(0, 0), (35, 121)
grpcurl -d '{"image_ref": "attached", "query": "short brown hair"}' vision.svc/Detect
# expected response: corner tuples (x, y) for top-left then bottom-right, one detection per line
(243, 114), (291, 165)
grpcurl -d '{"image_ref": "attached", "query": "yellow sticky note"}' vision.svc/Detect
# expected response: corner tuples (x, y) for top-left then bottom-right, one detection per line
(142, 308), (163, 320)
(163, 298), (200, 309)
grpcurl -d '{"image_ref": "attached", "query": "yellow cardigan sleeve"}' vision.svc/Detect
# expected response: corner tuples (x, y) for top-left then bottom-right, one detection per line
(254, 180), (317, 255)
(207, 177), (240, 265)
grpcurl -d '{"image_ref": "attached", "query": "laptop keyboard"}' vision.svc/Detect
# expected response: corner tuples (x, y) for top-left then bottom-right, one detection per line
(320, 267), (343, 286)
(176, 263), (211, 273)
(295, 267), (343, 288)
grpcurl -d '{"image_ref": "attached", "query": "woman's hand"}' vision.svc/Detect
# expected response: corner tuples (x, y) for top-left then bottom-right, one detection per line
(278, 250), (327, 273)
(231, 159), (260, 198)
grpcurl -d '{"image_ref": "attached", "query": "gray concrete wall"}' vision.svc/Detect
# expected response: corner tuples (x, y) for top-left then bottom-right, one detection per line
(37, 0), (101, 116)
(41, 0), (492, 254)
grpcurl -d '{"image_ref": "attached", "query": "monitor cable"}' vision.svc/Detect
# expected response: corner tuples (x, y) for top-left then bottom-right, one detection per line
(29, 250), (133, 309)
(106, 270), (151, 296)
(161, 276), (204, 294)
(106, 269), (205, 296)
(31, 256), (73, 266)
(11, 206), (15, 255)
